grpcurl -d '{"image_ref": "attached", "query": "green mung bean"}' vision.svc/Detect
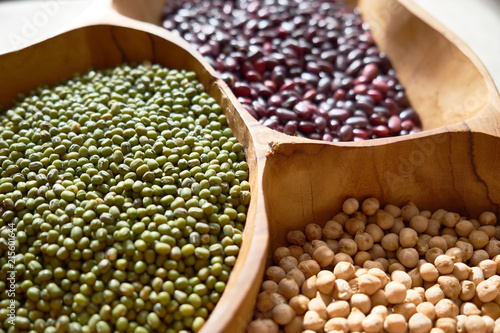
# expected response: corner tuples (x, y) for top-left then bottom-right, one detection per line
(0, 62), (250, 333)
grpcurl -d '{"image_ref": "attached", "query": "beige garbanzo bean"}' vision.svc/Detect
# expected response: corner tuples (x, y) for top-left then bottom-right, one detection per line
(408, 313), (433, 333)
(343, 198), (359, 215)
(417, 302), (436, 320)
(384, 313), (407, 333)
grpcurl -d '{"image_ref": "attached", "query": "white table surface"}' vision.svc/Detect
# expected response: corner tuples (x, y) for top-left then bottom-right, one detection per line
(0, 0), (499, 92)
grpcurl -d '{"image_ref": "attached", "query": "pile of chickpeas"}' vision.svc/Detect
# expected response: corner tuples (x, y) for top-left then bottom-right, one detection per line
(247, 198), (500, 332)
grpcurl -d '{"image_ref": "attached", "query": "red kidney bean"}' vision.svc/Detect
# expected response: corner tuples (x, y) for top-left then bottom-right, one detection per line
(276, 108), (298, 121)
(388, 115), (402, 133)
(162, 0), (422, 141)
(339, 124), (354, 141)
(373, 125), (389, 137)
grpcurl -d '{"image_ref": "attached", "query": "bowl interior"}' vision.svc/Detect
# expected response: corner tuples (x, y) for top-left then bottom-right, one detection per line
(263, 131), (500, 252)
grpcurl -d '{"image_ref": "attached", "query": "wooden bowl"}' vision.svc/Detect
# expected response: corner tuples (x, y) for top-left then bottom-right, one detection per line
(1, 0), (499, 332)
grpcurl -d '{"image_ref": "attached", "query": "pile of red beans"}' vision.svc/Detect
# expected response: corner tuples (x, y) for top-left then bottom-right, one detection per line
(162, 0), (422, 142)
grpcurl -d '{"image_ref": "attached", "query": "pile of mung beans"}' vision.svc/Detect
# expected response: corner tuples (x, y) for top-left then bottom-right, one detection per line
(0, 61), (250, 333)
(162, 0), (422, 141)
(248, 198), (500, 333)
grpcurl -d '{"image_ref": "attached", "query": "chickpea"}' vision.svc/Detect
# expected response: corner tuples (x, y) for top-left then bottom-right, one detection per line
(482, 302), (500, 320)
(311, 239), (328, 252)
(485, 239), (500, 258)
(477, 280), (499, 303)
(391, 270), (412, 289)
(434, 298), (459, 318)
(361, 198), (380, 216)
(435, 317), (457, 333)
(262, 280), (278, 293)
(460, 280), (476, 301)
(298, 260), (320, 279)
(326, 300), (350, 318)
(343, 198), (359, 215)
(332, 279), (352, 300)
(420, 263), (439, 282)
(437, 275), (461, 299)
(280, 256), (299, 273)
(302, 310), (326, 331)
(302, 275), (317, 299)
(479, 259), (497, 278)
(347, 307), (366, 332)
(425, 218), (441, 236)
(399, 228), (418, 248)
(405, 289), (423, 306)
(371, 289), (388, 307)
(324, 317), (348, 332)
(385, 281), (407, 304)
(266, 266), (286, 283)
(354, 251), (371, 267)
(384, 204), (401, 218)
(370, 305), (389, 319)
(316, 270), (335, 295)
(401, 201), (419, 221)
(469, 230), (489, 249)
(278, 277), (300, 300)
(456, 240), (474, 261)
(429, 236), (448, 252)
(349, 277), (359, 294)
(298, 253), (312, 263)
(453, 262), (471, 281)
(408, 215), (428, 234)
(444, 247), (464, 263)
(470, 249), (490, 266)
(465, 315), (486, 333)
(287, 230), (306, 246)
(362, 313), (384, 333)
(365, 224), (384, 243)
(363, 260), (385, 271)
(325, 239), (338, 253)
(333, 252), (354, 265)
(332, 212), (349, 226)
(479, 211), (497, 226)
(353, 211), (368, 223)
(381, 233), (399, 252)
(442, 234), (457, 249)
(312, 245), (334, 268)
(442, 212), (460, 228)
(354, 231), (374, 251)
(377, 210), (395, 230)
(305, 223), (323, 241)
(431, 208), (448, 221)
(338, 238), (358, 256)
(272, 292), (287, 306)
(257, 291), (275, 312)
(247, 319), (279, 333)
(289, 295), (309, 315)
(460, 302), (481, 316)
(308, 296), (327, 319)
(434, 255), (455, 275)
(368, 268), (389, 288)
(389, 262), (406, 274)
(358, 273), (382, 296)
(374, 257), (389, 271)
(455, 220), (475, 237)
(391, 218), (406, 235)
(479, 226), (496, 239)
(273, 247), (291, 265)
(345, 218), (366, 236)
(272, 303), (296, 325)
(482, 315), (495, 333)
(417, 302), (436, 320)
(425, 247), (444, 264)
(394, 302), (417, 321)
(384, 313), (407, 333)
(425, 284), (445, 305)
(288, 245), (304, 259)
(408, 313), (433, 333)
(323, 220), (344, 240)
(396, 248), (419, 268)
(334, 262), (355, 281)
(416, 234), (432, 255)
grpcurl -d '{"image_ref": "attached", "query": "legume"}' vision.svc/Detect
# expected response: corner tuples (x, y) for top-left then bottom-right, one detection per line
(0, 61), (250, 332)
(162, 0), (422, 141)
(249, 198), (500, 332)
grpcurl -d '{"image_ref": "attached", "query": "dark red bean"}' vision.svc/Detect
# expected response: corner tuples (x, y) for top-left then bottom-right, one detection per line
(339, 124), (354, 141)
(361, 63), (379, 81)
(294, 101), (313, 119)
(252, 101), (267, 118)
(370, 113), (388, 126)
(322, 133), (334, 142)
(314, 116), (327, 131)
(371, 78), (389, 93)
(243, 104), (258, 119)
(328, 108), (350, 122)
(400, 108), (417, 121)
(276, 108), (298, 121)
(345, 116), (369, 128)
(283, 121), (298, 136)
(373, 125), (389, 137)
(245, 70), (262, 83)
(353, 128), (372, 139)
(303, 89), (317, 101)
(279, 80), (296, 92)
(388, 115), (402, 133)
(262, 117), (279, 129)
(233, 82), (251, 97)
(401, 120), (414, 131)
(268, 95), (283, 107)
(298, 121), (316, 133)
(254, 58), (266, 74)
(317, 77), (332, 94)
